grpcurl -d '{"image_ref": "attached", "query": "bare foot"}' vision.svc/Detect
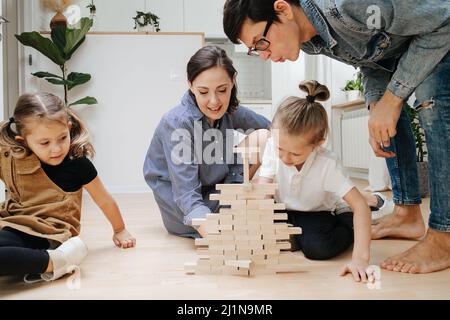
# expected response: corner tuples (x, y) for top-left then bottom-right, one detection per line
(381, 229), (450, 273)
(371, 205), (425, 240)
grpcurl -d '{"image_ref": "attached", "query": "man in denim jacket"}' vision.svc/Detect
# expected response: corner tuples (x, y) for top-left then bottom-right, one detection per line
(223, 0), (450, 275)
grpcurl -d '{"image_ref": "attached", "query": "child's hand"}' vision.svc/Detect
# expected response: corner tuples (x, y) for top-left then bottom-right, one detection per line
(113, 229), (136, 249)
(339, 257), (370, 283)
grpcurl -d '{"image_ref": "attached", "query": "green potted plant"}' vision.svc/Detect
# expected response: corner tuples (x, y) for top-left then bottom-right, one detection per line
(342, 71), (364, 102)
(86, 0), (96, 16)
(132, 11), (161, 32)
(15, 17), (97, 107)
(405, 103), (429, 198)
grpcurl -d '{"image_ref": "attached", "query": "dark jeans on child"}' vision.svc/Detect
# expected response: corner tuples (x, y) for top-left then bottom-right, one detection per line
(0, 227), (50, 276)
(287, 211), (354, 260)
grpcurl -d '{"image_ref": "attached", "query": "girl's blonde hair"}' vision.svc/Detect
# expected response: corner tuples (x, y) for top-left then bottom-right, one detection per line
(0, 92), (95, 159)
(272, 80), (330, 145)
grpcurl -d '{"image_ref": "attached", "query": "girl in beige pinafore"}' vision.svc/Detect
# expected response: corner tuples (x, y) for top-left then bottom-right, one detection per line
(0, 93), (136, 283)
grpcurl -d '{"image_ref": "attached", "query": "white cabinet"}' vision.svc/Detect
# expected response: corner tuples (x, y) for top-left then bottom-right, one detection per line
(183, 0), (226, 38)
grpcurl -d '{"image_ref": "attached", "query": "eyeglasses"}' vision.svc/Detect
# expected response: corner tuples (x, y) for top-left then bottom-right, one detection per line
(247, 20), (273, 57)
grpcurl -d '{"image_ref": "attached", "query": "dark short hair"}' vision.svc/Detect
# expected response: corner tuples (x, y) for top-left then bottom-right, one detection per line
(223, 0), (300, 44)
(187, 45), (239, 112)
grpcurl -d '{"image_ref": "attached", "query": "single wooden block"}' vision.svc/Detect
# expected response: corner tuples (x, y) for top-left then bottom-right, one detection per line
(204, 225), (221, 234)
(261, 233), (278, 240)
(216, 183), (277, 193)
(273, 213), (288, 220)
(288, 227), (302, 235)
(223, 249), (238, 255)
(184, 262), (197, 275)
(207, 247), (225, 254)
(237, 254), (253, 260)
(209, 244), (236, 251)
(197, 259), (212, 267)
(218, 208), (234, 215)
(194, 238), (209, 246)
(236, 249), (252, 255)
(210, 193), (237, 201)
(251, 249), (267, 256)
(195, 265), (213, 274)
(275, 233), (290, 241)
(191, 218), (207, 226)
(276, 242), (292, 250)
(250, 254), (266, 261)
(235, 244), (254, 250)
(274, 203), (286, 210)
(219, 216), (233, 225)
(221, 200), (247, 208)
(260, 225), (277, 232)
(237, 194), (266, 200)
(225, 259), (252, 269)
(232, 216), (247, 224)
(223, 253), (238, 260)
(209, 259), (225, 267)
(274, 223), (288, 230)
(218, 224), (233, 231)
(222, 239), (239, 246)
(206, 213), (221, 221)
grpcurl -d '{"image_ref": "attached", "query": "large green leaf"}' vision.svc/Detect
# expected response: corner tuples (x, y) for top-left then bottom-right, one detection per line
(15, 32), (65, 66)
(51, 24), (67, 58)
(64, 18), (93, 57)
(32, 71), (63, 80)
(46, 78), (69, 86)
(69, 96), (98, 106)
(67, 72), (91, 90)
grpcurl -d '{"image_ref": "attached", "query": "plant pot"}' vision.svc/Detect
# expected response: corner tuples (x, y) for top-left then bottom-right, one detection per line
(417, 161), (429, 198)
(138, 24), (155, 32)
(50, 11), (67, 30)
(345, 90), (362, 102)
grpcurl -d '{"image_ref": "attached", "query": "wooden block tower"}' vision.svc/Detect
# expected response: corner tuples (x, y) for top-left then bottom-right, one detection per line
(185, 146), (302, 276)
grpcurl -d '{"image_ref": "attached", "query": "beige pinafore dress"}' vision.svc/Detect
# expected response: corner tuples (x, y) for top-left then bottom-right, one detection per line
(0, 148), (83, 248)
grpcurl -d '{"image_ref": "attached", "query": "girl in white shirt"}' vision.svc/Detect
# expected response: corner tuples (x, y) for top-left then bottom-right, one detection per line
(257, 80), (372, 283)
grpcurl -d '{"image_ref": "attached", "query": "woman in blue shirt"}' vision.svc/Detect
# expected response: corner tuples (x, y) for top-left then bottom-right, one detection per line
(143, 45), (270, 238)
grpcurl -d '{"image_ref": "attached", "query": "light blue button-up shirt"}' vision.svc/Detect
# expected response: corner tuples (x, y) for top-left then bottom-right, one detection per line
(143, 91), (270, 237)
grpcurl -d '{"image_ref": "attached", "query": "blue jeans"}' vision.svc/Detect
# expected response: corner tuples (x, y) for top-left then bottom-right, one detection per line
(385, 51), (450, 232)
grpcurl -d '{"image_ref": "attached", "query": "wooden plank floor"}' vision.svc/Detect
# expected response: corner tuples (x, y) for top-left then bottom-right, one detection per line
(1, 182), (449, 300)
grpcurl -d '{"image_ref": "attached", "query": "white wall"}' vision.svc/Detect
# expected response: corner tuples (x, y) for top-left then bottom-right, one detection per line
(0, 1), (4, 202)
(30, 34), (203, 193)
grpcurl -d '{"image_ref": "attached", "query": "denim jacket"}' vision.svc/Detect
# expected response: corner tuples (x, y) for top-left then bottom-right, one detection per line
(300, 0), (450, 107)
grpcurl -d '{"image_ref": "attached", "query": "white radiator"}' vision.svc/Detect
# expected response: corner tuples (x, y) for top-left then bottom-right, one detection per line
(341, 108), (371, 170)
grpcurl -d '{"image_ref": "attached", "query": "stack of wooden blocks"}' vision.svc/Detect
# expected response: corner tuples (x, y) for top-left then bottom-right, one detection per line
(185, 147), (302, 276)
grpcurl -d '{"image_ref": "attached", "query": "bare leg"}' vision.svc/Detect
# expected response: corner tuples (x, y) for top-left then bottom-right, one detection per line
(371, 204), (425, 239)
(381, 228), (450, 273)
(45, 259), (53, 273)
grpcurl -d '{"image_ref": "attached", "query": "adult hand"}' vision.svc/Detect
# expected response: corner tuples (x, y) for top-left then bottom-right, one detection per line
(369, 136), (396, 158)
(368, 91), (403, 149)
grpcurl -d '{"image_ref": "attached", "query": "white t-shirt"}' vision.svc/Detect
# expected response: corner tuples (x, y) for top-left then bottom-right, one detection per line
(259, 138), (354, 212)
